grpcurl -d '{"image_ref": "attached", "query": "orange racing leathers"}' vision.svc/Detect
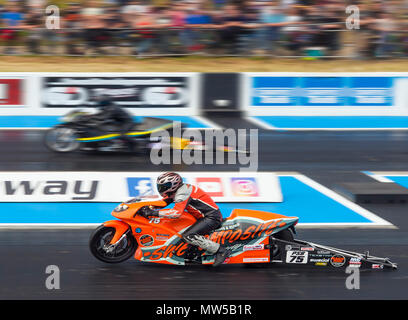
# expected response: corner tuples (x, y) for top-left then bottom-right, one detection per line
(158, 184), (223, 254)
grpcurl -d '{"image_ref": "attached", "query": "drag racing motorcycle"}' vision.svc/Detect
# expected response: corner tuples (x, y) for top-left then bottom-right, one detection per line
(44, 110), (245, 154)
(89, 198), (397, 270)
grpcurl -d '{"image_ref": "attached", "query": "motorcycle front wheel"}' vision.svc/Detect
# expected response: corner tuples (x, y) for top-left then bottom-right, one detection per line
(89, 225), (138, 263)
(44, 127), (81, 153)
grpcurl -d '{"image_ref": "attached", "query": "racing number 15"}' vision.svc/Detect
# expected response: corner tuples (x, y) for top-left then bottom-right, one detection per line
(286, 251), (308, 264)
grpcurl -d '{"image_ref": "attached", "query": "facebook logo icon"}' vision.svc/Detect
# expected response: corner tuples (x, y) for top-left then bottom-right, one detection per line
(127, 178), (156, 197)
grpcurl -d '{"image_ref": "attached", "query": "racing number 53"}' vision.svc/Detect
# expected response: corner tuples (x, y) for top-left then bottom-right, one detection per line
(286, 251), (308, 264)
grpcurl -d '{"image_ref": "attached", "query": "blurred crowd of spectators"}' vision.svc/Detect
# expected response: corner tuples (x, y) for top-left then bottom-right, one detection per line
(0, 0), (407, 58)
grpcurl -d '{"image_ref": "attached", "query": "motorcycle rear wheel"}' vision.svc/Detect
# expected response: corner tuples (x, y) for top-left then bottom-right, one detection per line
(271, 229), (294, 258)
(89, 225), (137, 263)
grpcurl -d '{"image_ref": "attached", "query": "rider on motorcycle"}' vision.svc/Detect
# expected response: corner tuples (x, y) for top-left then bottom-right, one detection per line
(140, 172), (231, 267)
(93, 94), (135, 151)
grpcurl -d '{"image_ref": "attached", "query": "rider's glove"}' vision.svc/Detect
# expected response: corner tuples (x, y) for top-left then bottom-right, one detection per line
(139, 206), (159, 219)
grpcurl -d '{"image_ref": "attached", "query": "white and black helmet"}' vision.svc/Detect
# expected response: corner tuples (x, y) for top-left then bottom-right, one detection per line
(156, 172), (183, 197)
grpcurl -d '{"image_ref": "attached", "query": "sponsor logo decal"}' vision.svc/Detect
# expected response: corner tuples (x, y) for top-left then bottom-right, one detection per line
(349, 257), (361, 268)
(215, 222), (240, 231)
(317, 250), (331, 255)
(42, 76), (189, 108)
(243, 244), (264, 251)
(301, 247), (314, 251)
(209, 219), (286, 245)
(143, 242), (190, 260)
(315, 262), (328, 266)
(139, 234), (154, 247)
(372, 264), (384, 269)
(310, 258), (330, 263)
(286, 251), (308, 264)
(285, 245), (300, 251)
(330, 254), (346, 267)
(243, 257), (269, 263)
(155, 233), (170, 241)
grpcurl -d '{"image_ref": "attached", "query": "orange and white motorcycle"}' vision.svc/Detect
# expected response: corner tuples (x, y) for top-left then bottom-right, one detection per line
(89, 198), (397, 269)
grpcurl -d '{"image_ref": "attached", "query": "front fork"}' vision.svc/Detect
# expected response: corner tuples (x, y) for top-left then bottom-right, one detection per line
(103, 232), (129, 254)
(103, 220), (131, 245)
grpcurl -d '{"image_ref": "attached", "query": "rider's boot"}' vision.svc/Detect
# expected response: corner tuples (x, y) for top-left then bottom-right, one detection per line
(213, 246), (231, 267)
(183, 234), (230, 267)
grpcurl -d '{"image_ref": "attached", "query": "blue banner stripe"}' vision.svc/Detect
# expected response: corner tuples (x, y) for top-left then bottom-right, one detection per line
(255, 116), (408, 129)
(0, 116), (211, 129)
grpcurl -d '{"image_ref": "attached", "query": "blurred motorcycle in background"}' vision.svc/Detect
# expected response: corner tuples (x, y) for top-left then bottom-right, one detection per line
(44, 110), (248, 155)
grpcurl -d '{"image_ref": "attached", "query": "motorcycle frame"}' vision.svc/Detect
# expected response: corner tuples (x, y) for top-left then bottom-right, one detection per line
(270, 237), (398, 269)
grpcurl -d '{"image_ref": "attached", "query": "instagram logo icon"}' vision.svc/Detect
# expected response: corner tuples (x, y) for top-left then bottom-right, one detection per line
(230, 178), (259, 197)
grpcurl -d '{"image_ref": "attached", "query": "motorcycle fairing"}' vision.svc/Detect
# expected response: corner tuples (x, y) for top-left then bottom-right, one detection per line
(134, 212), (298, 265)
(103, 220), (131, 245)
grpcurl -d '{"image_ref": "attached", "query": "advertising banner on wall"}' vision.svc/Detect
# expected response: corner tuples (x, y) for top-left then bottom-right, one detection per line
(41, 76), (191, 108)
(0, 78), (25, 107)
(0, 172), (283, 203)
(250, 76), (396, 107)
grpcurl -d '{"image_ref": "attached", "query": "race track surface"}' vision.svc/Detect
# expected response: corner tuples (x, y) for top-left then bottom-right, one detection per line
(0, 227), (406, 300)
(0, 129), (408, 300)
(2, 130), (408, 172)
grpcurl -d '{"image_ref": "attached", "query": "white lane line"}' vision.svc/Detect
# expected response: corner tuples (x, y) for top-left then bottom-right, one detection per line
(245, 117), (278, 130)
(367, 171), (408, 176)
(193, 116), (222, 130)
(363, 171), (395, 183)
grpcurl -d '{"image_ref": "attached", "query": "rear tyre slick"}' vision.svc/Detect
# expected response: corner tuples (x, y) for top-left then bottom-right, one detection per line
(271, 228), (294, 258)
(274, 229), (294, 242)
